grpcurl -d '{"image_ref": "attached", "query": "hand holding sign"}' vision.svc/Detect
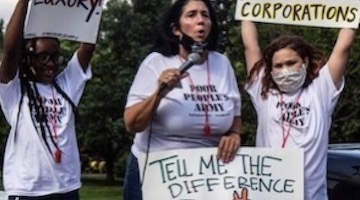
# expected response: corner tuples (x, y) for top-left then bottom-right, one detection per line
(138, 147), (304, 200)
(24, 0), (104, 43)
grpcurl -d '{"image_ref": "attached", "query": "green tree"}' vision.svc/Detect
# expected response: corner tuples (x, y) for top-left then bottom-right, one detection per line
(0, 113), (9, 174)
(331, 43), (360, 142)
(0, 18), (8, 174)
(0, 18), (4, 56)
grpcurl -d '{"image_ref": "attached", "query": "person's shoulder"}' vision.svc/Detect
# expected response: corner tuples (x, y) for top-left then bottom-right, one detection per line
(208, 51), (231, 63)
(141, 52), (175, 69)
(209, 51), (228, 59)
(209, 51), (223, 57)
(143, 52), (166, 63)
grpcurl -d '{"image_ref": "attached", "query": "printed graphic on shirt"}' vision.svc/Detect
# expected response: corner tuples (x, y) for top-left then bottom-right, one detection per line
(183, 84), (231, 117)
(38, 96), (67, 126)
(275, 100), (310, 128)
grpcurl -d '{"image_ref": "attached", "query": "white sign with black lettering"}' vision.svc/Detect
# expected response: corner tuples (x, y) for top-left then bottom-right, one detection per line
(24, 0), (103, 43)
(138, 147), (304, 200)
(235, 0), (360, 28)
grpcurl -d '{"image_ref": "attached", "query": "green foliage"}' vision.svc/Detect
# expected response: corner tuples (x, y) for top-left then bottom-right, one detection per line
(0, 18), (8, 169)
(80, 174), (122, 200)
(0, 111), (9, 173)
(331, 47), (360, 142)
(0, 18), (3, 58)
(0, 18), (3, 52)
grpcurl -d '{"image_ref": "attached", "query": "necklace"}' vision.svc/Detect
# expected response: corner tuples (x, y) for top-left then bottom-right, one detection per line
(33, 83), (62, 163)
(179, 55), (211, 136)
(279, 89), (303, 148)
(51, 86), (61, 163)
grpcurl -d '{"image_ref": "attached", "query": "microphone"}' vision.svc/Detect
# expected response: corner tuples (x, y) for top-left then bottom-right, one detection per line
(159, 52), (201, 93)
(178, 52), (201, 74)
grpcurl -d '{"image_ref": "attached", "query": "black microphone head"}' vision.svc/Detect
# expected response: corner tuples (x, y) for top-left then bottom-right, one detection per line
(187, 52), (201, 65)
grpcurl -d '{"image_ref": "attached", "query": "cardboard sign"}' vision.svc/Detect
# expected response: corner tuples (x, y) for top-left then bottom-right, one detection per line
(138, 147), (304, 200)
(24, 0), (104, 43)
(235, 0), (360, 29)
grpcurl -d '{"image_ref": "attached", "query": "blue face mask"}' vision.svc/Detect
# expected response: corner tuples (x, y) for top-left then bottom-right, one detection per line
(179, 32), (208, 53)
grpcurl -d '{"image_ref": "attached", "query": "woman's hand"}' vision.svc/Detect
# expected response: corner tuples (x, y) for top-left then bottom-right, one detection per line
(217, 131), (241, 163)
(0, 0), (31, 83)
(158, 68), (188, 97)
(233, 188), (249, 200)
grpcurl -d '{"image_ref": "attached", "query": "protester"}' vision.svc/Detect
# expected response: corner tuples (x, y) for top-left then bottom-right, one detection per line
(240, 20), (356, 199)
(123, 0), (242, 199)
(0, 0), (97, 199)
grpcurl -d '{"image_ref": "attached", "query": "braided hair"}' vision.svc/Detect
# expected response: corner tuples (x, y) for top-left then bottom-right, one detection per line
(14, 37), (78, 162)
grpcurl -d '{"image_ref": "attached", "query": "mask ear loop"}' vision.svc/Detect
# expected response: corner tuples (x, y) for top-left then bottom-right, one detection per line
(304, 57), (309, 68)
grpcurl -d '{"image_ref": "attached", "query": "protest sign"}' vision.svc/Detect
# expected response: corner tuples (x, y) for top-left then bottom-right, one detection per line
(235, 0), (360, 29)
(24, 0), (103, 43)
(138, 147), (304, 200)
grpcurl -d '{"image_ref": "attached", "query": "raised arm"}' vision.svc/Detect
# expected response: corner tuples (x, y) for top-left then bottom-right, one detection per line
(327, 28), (357, 89)
(0, 0), (30, 83)
(77, 43), (96, 71)
(240, 20), (262, 76)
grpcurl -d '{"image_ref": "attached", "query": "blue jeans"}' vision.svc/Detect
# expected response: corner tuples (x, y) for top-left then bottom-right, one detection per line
(8, 189), (79, 200)
(123, 152), (142, 200)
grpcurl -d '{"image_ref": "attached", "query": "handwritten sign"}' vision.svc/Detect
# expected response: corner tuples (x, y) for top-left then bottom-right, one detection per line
(137, 147), (304, 200)
(235, 0), (360, 29)
(24, 0), (104, 43)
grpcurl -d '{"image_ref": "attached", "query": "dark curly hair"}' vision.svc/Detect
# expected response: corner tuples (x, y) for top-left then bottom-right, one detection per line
(150, 0), (219, 56)
(247, 35), (326, 99)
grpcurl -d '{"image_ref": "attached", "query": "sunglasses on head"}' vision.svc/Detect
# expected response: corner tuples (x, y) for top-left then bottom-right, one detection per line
(33, 52), (65, 65)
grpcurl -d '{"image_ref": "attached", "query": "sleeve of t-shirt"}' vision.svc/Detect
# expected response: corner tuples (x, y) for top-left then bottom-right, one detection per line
(125, 53), (160, 108)
(0, 70), (22, 124)
(245, 67), (265, 112)
(55, 51), (92, 105)
(312, 64), (344, 114)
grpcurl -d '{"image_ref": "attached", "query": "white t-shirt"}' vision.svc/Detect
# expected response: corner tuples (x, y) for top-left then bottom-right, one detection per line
(246, 64), (344, 200)
(0, 52), (92, 196)
(126, 52), (241, 157)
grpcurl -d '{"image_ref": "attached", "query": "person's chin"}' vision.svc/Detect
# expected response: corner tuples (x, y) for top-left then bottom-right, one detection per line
(39, 76), (54, 84)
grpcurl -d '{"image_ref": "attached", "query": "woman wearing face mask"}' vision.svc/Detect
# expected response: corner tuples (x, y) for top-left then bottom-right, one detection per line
(240, 20), (356, 200)
(123, 0), (242, 199)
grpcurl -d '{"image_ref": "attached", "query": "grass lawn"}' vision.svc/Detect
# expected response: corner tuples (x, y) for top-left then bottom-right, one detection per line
(80, 173), (123, 200)
(1, 173), (123, 200)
